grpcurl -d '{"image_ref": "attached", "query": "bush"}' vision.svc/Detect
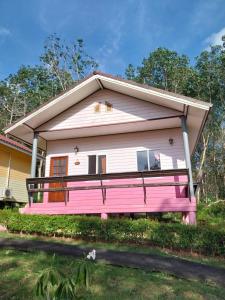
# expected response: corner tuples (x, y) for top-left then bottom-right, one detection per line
(0, 210), (224, 257)
(197, 201), (225, 226)
(205, 201), (225, 218)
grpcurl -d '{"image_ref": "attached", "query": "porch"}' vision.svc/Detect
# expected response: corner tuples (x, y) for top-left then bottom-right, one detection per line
(21, 168), (196, 224)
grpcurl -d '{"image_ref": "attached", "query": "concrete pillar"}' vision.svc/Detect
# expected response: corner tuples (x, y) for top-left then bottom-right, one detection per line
(180, 116), (195, 198)
(182, 212), (196, 225)
(31, 132), (39, 177)
(101, 213), (108, 220)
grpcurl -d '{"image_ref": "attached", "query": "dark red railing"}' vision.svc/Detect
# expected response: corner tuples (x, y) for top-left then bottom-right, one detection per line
(26, 168), (190, 206)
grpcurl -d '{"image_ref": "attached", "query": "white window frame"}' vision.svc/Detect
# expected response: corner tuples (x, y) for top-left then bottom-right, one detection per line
(88, 154), (107, 174)
(136, 149), (161, 171)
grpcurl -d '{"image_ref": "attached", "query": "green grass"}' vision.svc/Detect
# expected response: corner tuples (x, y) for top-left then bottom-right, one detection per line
(0, 249), (224, 300)
(1, 231), (225, 269)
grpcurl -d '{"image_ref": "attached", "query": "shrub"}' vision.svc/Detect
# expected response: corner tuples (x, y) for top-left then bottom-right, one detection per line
(197, 201), (225, 227)
(0, 210), (224, 257)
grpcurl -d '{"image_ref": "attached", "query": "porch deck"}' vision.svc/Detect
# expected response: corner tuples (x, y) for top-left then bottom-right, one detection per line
(21, 169), (196, 217)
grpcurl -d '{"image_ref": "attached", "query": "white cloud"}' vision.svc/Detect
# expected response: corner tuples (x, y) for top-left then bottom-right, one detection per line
(96, 14), (125, 72)
(205, 27), (225, 48)
(0, 27), (11, 36)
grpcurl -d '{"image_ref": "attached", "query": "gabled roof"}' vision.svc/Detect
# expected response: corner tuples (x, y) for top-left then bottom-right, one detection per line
(0, 134), (32, 156)
(4, 71), (212, 154)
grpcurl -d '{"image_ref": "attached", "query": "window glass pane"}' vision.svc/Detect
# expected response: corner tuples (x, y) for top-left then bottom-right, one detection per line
(98, 155), (106, 174)
(88, 155), (96, 174)
(52, 159), (67, 176)
(137, 151), (148, 171)
(149, 151), (161, 170)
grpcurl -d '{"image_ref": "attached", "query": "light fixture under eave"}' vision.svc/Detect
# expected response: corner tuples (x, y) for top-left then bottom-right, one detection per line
(74, 146), (79, 154)
(169, 138), (174, 145)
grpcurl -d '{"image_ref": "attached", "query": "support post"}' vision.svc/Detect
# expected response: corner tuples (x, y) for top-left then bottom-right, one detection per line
(180, 116), (195, 198)
(31, 132), (39, 178)
(30, 132), (39, 206)
(182, 212), (196, 225)
(101, 213), (108, 220)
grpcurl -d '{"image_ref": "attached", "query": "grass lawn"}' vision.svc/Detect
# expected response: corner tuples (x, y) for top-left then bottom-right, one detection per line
(0, 249), (224, 300)
(1, 231), (225, 269)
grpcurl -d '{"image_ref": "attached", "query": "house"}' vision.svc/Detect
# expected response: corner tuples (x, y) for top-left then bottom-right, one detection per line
(4, 72), (212, 224)
(0, 134), (32, 205)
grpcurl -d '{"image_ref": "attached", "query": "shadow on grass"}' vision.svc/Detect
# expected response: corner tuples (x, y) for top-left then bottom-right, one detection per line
(0, 249), (225, 300)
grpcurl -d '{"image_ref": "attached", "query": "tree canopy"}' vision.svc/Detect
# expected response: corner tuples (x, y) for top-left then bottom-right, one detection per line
(125, 43), (225, 201)
(0, 34), (98, 128)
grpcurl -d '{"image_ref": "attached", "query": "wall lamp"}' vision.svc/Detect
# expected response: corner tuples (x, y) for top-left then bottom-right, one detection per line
(74, 146), (79, 154)
(169, 138), (174, 145)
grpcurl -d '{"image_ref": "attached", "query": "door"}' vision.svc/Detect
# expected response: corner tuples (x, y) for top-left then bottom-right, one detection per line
(49, 156), (68, 202)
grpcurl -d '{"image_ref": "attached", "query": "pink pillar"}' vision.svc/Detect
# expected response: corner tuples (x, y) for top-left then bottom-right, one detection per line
(101, 213), (108, 220)
(182, 211), (196, 225)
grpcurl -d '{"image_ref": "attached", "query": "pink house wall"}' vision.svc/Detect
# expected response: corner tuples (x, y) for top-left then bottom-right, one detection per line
(21, 129), (196, 217)
(22, 175), (195, 215)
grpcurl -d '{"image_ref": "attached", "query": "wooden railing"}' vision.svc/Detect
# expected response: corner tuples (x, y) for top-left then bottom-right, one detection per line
(26, 168), (190, 206)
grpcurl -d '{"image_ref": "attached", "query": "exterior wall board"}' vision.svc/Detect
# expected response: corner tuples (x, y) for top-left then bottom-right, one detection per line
(0, 144), (31, 203)
(45, 128), (186, 177)
(38, 89), (182, 132)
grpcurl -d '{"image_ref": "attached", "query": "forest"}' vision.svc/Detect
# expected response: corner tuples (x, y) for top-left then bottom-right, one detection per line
(0, 34), (224, 201)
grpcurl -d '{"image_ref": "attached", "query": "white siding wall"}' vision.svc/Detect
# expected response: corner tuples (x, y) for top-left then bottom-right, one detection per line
(38, 89), (181, 131)
(45, 128), (186, 176)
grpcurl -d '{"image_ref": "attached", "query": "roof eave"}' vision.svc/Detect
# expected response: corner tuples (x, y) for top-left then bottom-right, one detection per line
(4, 74), (211, 135)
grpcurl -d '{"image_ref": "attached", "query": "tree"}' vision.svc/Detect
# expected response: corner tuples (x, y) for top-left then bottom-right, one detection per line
(125, 44), (225, 201)
(194, 45), (225, 200)
(136, 48), (192, 94)
(40, 34), (98, 90)
(125, 64), (137, 80)
(0, 35), (98, 132)
(0, 65), (61, 130)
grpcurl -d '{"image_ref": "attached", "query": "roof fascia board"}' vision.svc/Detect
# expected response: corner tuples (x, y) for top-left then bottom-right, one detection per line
(0, 139), (44, 159)
(5, 73), (211, 135)
(5, 75), (98, 134)
(190, 107), (211, 155)
(97, 75), (211, 111)
(0, 140), (32, 157)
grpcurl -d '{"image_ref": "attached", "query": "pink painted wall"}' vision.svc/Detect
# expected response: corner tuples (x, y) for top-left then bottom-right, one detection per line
(21, 175), (196, 215)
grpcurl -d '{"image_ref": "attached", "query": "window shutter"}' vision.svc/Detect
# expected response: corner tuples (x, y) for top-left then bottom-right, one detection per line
(88, 155), (96, 174)
(98, 155), (106, 174)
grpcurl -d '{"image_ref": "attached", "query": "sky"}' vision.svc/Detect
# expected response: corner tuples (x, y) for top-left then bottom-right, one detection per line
(0, 0), (225, 80)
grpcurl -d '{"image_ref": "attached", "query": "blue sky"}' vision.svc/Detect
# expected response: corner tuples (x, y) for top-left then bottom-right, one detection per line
(0, 0), (225, 79)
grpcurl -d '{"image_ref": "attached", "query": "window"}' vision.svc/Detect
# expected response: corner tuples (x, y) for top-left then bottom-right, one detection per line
(137, 151), (148, 172)
(50, 156), (68, 176)
(137, 150), (161, 171)
(105, 101), (113, 112)
(88, 155), (106, 174)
